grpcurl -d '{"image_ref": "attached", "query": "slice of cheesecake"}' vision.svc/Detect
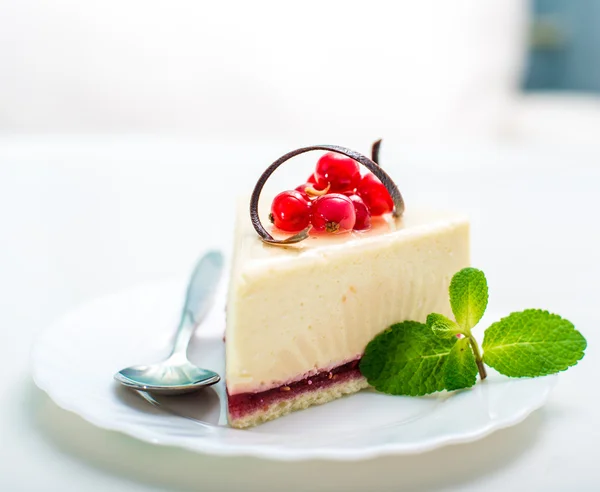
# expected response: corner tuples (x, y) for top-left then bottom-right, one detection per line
(226, 206), (470, 428)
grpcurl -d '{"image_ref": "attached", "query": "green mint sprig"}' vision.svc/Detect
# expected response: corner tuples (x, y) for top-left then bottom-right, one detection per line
(359, 268), (587, 395)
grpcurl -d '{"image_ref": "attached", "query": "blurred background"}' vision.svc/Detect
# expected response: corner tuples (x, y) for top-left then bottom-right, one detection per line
(0, 0), (599, 143)
(527, 0), (600, 92)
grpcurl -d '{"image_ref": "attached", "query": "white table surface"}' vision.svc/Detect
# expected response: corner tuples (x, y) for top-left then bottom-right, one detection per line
(1, 136), (599, 491)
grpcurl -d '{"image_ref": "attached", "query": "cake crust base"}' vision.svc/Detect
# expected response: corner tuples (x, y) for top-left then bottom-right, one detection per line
(228, 375), (369, 429)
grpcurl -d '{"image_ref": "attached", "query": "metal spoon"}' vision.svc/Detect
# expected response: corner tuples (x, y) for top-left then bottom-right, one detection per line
(114, 251), (223, 395)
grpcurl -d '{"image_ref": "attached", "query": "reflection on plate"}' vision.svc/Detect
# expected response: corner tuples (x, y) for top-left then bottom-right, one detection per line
(32, 281), (557, 461)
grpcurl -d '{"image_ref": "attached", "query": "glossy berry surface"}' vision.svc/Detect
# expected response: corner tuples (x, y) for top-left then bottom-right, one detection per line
(357, 173), (394, 216)
(270, 190), (311, 232)
(348, 194), (371, 231)
(311, 194), (356, 233)
(315, 153), (361, 193)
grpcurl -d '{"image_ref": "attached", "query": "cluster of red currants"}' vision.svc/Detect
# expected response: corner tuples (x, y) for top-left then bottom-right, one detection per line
(269, 152), (393, 234)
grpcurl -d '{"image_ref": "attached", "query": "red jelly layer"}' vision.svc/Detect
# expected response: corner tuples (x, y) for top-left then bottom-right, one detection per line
(227, 359), (363, 419)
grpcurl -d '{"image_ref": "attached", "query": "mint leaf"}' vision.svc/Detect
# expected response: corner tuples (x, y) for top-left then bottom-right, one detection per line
(482, 309), (587, 377)
(360, 321), (456, 396)
(449, 268), (488, 331)
(427, 313), (462, 339)
(444, 337), (478, 390)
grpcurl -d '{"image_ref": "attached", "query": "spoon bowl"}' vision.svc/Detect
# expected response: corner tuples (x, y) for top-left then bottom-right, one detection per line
(114, 251), (224, 395)
(115, 356), (220, 395)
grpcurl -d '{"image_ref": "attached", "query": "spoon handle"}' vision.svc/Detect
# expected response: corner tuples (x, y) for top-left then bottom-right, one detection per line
(170, 251), (224, 357)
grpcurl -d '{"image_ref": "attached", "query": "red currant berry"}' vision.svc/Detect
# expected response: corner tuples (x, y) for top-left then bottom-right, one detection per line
(314, 153), (361, 193)
(311, 194), (356, 233)
(269, 190), (311, 232)
(347, 194), (371, 231)
(357, 173), (393, 216)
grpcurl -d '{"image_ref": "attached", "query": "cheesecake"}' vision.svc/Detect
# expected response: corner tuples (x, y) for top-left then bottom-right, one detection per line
(225, 143), (470, 428)
(226, 206), (470, 428)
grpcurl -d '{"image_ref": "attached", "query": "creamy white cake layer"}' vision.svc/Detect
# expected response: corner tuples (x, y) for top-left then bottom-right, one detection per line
(226, 207), (470, 395)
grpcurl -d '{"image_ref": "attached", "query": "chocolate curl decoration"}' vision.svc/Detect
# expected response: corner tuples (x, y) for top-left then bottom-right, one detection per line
(371, 138), (382, 165)
(250, 142), (404, 246)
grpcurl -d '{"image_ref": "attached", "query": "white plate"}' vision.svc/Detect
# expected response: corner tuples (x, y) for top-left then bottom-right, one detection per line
(31, 280), (557, 461)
